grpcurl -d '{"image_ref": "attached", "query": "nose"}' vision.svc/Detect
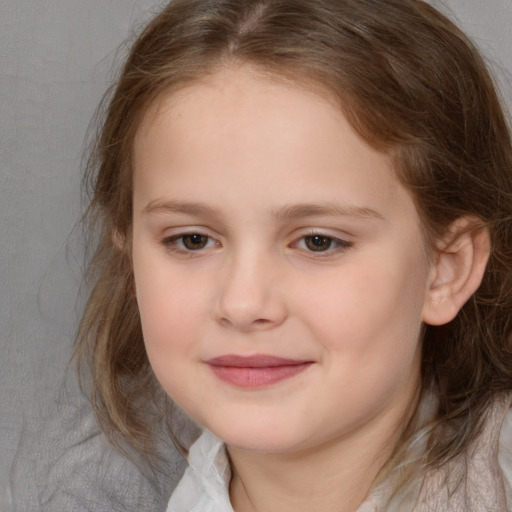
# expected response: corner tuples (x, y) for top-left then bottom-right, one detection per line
(214, 252), (288, 332)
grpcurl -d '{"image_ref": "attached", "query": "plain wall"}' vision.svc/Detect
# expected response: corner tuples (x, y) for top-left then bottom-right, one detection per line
(0, 0), (164, 477)
(1, 0), (511, 483)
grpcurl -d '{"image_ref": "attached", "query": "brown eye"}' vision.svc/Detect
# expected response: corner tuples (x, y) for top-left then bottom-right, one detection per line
(304, 235), (334, 252)
(182, 233), (210, 250)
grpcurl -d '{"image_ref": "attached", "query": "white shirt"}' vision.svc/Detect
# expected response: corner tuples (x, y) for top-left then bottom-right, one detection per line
(167, 394), (512, 512)
(166, 430), (233, 512)
(166, 429), (398, 512)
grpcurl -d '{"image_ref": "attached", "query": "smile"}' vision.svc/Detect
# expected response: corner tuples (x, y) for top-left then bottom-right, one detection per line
(205, 355), (314, 388)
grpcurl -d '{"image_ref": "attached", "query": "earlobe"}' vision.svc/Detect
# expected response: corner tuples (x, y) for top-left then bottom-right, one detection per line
(422, 217), (490, 326)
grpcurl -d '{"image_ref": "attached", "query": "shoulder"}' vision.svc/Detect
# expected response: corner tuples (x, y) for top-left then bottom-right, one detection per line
(499, 393), (512, 507)
(413, 393), (512, 511)
(166, 430), (233, 512)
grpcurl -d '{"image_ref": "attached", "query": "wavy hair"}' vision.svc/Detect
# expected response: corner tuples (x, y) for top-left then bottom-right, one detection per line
(76, 0), (512, 490)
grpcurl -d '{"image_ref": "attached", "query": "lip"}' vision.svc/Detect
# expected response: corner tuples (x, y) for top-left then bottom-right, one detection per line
(205, 354), (314, 388)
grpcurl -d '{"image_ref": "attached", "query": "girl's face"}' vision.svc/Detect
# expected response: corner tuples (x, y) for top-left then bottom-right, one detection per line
(132, 67), (434, 454)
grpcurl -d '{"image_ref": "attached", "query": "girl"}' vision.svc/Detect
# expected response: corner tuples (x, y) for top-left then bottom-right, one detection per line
(76, 0), (512, 510)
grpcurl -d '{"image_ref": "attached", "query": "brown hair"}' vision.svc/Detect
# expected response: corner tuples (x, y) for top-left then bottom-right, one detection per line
(76, 0), (512, 480)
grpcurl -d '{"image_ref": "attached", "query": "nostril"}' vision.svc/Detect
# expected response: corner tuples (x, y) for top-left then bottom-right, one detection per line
(218, 316), (272, 331)
(214, 268), (288, 331)
(217, 309), (284, 332)
(253, 318), (272, 326)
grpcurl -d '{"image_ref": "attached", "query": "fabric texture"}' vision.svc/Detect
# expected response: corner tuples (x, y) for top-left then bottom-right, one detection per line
(166, 430), (232, 512)
(10, 373), (187, 512)
(167, 394), (512, 512)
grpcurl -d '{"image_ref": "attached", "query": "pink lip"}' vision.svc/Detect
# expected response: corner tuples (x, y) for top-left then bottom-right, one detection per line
(205, 355), (313, 388)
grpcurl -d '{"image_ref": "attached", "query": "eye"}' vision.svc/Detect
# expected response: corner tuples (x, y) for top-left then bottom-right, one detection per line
(162, 232), (218, 252)
(180, 233), (210, 250)
(293, 233), (352, 253)
(304, 235), (335, 252)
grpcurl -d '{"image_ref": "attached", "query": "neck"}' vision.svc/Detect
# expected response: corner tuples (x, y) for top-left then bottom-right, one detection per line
(228, 389), (420, 512)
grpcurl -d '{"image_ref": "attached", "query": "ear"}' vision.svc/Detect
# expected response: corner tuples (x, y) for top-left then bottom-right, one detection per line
(422, 217), (490, 326)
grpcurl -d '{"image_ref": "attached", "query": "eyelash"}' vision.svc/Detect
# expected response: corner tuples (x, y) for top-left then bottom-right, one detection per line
(160, 231), (353, 256)
(161, 232), (218, 253)
(293, 233), (353, 255)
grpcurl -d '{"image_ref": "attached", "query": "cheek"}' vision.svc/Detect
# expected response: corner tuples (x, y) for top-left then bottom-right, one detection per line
(299, 252), (428, 365)
(133, 263), (210, 404)
(132, 250), (203, 359)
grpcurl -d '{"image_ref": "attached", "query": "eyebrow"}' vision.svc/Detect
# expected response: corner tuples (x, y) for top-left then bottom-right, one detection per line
(142, 199), (384, 221)
(143, 199), (220, 218)
(271, 202), (384, 221)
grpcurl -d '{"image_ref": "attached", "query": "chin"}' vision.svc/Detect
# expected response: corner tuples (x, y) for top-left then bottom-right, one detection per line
(226, 437), (297, 454)
(207, 421), (307, 454)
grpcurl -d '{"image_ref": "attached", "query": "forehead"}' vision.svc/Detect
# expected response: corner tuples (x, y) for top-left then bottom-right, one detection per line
(134, 63), (361, 171)
(132, 66), (418, 226)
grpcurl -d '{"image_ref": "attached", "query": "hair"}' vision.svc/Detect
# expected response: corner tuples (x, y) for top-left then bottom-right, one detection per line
(76, 0), (512, 490)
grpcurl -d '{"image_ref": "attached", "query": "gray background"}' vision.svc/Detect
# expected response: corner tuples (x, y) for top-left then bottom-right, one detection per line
(1, 0), (512, 495)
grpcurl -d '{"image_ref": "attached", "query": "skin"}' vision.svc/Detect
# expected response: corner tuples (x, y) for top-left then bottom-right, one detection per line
(130, 66), (455, 511)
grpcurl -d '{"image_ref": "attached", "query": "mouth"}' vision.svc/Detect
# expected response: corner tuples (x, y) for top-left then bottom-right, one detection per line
(204, 355), (314, 388)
